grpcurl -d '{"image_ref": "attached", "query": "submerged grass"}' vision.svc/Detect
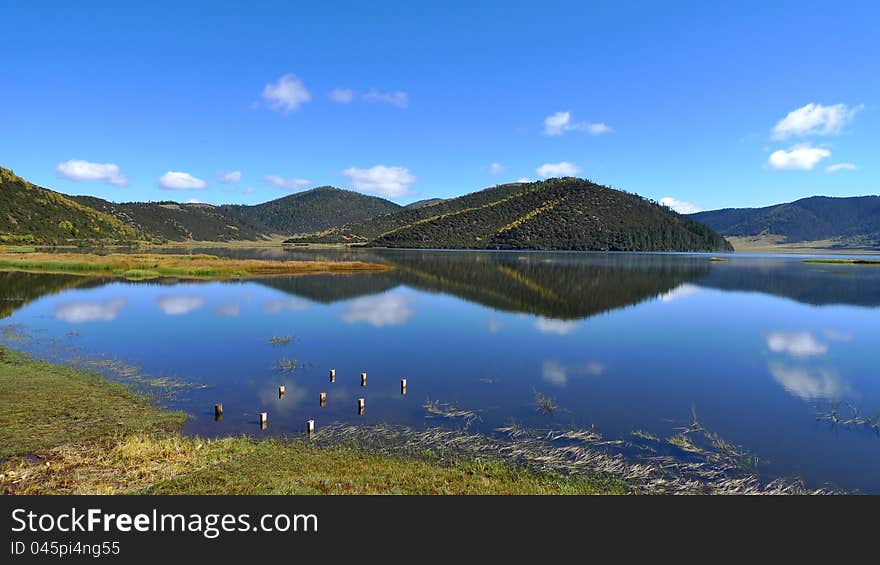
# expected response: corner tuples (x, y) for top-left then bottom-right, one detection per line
(0, 252), (391, 281)
(0, 346), (618, 495)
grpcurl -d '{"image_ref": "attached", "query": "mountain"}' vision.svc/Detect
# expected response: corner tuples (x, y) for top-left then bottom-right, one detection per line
(0, 167), (137, 245)
(70, 196), (269, 242)
(73, 186), (401, 242)
(689, 196), (880, 248)
(404, 198), (446, 210)
(287, 178), (733, 252)
(223, 186), (402, 235)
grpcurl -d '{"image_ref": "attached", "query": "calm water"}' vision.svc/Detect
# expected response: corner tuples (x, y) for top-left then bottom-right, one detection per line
(2, 249), (879, 492)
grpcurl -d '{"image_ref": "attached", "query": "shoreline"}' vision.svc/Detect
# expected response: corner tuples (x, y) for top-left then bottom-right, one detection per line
(0, 346), (624, 495)
(0, 344), (826, 495)
(0, 252), (391, 281)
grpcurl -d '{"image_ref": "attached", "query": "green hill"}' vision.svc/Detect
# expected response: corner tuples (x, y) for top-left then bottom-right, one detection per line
(72, 186), (401, 242)
(689, 196), (880, 248)
(288, 178), (733, 252)
(223, 186), (402, 235)
(71, 196), (270, 242)
(0, 167), (138, 245)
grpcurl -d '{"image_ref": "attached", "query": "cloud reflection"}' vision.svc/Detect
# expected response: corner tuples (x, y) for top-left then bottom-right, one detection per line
(342, 294), (414, 327)
(768, 362), (847, 401)
(54, 298), (126, 323)
(263, 298), (311, 314)
(216, 304), (240, 317)
(534, 317), (578, 335)
(157, 295), (205, 316)
(766, 331), (828, 358)
(659, 283), (702, 302)
(541, 359), (605, 387)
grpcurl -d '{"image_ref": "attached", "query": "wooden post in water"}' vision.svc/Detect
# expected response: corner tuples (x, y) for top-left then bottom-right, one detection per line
(260, 412), (268, 429)
(330, 369), (336, 383)
(401, 378), (407, 395)
(319, 392), (327, 406)
(214, 403), (223, 421)
(278, 385), (285, 398)
(307, 419), (315, 434)
(361, 372), (367, 387)
(358, 397), (365, 414)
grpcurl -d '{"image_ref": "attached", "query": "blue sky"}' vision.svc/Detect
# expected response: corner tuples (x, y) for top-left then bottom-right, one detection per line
(1, 1), (876, 211)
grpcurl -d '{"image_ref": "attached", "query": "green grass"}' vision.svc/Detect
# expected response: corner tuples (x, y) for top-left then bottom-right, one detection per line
(0, 346), (624, 495)
(803, 258), (880, 265)
(0, 346), (184, 459)
(0, 251), (391, 281)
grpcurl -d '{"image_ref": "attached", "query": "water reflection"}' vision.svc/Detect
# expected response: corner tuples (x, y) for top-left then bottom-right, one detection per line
(766, 331), (828, 358)
(341, 294), (415, 327)
(54, 297), (126, 323)
(541, 359), (605, 387)
(157, 295), (206, 316)
(768, 362), (848, 401)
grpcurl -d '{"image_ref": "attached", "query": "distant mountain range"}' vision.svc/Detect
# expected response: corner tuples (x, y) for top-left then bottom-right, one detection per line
(288, 178), (733, 252)
(689, 196), (880, 249)
(0, 165), (730, 251)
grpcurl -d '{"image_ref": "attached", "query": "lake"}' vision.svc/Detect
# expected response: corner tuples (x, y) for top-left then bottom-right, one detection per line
(2, 249), (879, 492)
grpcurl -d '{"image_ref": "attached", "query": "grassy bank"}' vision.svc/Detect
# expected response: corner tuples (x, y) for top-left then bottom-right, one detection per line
(0, 252), (390, 281)
(0, 346), (624, 495)
(803, 258), (880, 265)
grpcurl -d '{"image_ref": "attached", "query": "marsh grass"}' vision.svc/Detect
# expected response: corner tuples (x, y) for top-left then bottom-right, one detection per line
(0, 252), (391, 281)
(533, 389), (559, 415)
(423, 399), (481, 427)
(267, 335), (294, 346)
(273, 357), (303, 373)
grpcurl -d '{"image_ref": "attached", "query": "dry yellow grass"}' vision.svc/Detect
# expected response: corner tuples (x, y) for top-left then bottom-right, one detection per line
(0, 252), (391, 280)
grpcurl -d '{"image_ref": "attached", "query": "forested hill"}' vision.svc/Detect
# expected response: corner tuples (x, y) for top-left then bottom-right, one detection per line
(689, 196), (880, 247)
(0, 167), (137, 245)
(73, 187), (402, 242)
(287, 178), (733, 252)
(222, 186), (402, 235)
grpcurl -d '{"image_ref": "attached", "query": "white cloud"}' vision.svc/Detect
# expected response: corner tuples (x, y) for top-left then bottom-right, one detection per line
(343, 165), (415, 197)
(264, 174), (311, 190)
(243, 187), (255, 194)
(536, 161), (581, 178)
(488, 162), (504, 174)
(157, 295), (205, 316)
(825, 163), (857, 173)
(217, 170), (242, 183)
(542, 359), (605, 387)
(362, 88), (409, 108)
(768, 362), (846, 401)
(329, 88), (355, 103)
(263, 298), (311, 314)
(216, 304), (240, 317)
(342, 294), (414, 327)
(660, 197), (703, 214)
(767, 144), (831, 171)
(543, 111), (612, 136)
(158, 171), (207, 190)
(515, 177), (533, 183)
(767, 331), (828, 358)
(54, 298), (125, 323)
(534, 317), (578, 335)
(772, 103), (862, 140)
(56, 160), (127, 187)
(261, 73), (311, 113)
(184, 198), (202, 204)
(660, 283), (702, 302)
